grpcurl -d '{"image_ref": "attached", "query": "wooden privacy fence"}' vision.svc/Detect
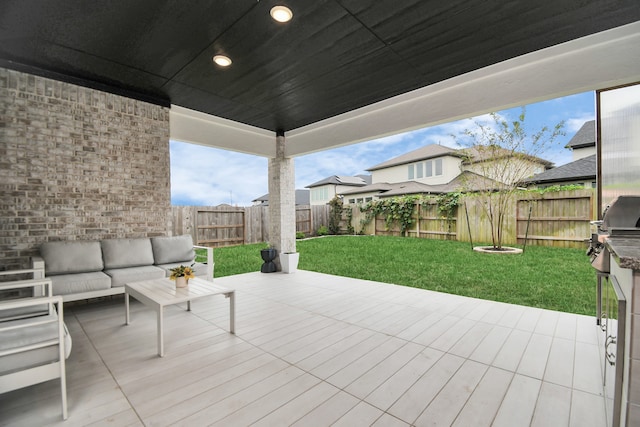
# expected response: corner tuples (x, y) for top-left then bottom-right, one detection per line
(171, 204), (330, 247)
(345, 189), (595, 249)
(515, 191), (594, 247)
(171, 189), (594, 249)
(347, 200), (457, 240)
(457, 189), (595, 248)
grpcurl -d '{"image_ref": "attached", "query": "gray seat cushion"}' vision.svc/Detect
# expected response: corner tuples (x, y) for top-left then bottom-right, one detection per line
(40, 241), (104, 275)
(151, 235), (196, 265)
(0, 313), (72, 375)
(101, 238), (155, 269)
(49, 272), (111, 296)
(104, 265), (166, 288)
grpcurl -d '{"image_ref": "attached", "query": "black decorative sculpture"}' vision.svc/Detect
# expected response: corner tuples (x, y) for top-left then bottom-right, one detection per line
(260, 248), (277, 273)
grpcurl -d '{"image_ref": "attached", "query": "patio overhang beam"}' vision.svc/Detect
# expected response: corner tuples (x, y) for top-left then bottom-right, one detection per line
(169, 21), (640, 159)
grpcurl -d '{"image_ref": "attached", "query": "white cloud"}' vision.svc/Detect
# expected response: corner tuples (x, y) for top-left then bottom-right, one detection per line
(566, 114), (595, 133)
(170, 142), (267, 206)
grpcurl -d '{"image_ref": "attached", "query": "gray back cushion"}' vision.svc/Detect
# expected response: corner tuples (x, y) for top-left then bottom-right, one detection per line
(151, 235), (195, 265)
(40, 241), (104, 275)
(101, 238), (154, 269)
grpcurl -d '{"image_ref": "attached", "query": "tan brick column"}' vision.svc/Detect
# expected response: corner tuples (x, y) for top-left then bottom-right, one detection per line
(268, 133), (296, 270)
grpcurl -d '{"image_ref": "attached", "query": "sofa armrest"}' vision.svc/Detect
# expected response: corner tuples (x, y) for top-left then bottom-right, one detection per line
(0, 278), (54, 320)
(0, 278), (52, 296)
(193, 245), (215, 281)
(30, 256), (45, 278)
(0, 266), (45, 280)
(0, 293), (69, 419)
(0, 266), (47, 298)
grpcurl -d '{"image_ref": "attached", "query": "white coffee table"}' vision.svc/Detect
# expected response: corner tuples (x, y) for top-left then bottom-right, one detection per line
(124, 277), (235, 357)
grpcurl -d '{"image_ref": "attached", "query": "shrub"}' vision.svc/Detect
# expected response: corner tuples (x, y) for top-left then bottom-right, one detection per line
(296, 232), (305, 239)
(317, 225), (329, 236)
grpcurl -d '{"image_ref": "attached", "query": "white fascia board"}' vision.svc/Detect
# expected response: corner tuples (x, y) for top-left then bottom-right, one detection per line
(169, 105), (276, 157)
(169, 22), (640, 159)
(285, 21), (640, 157)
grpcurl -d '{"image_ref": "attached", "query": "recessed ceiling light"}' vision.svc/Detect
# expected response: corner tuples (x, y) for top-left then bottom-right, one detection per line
(212, 55), (232, 67)
(270, 6), (293, 23)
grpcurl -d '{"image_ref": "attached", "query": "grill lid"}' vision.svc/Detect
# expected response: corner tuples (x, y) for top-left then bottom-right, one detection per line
(601, 195), (640, 232)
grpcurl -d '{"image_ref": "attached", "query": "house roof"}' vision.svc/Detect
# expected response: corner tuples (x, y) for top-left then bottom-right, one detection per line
(305, 175), (371, 189)
(341, 171), (504, 198)
(367, 143), (553, 172)
(565, 120), (596, 149)
(379, 171), (505, 197)
(522, 154), (596, 184)
(367, 144), (462, 171)
(1, 2), (638, 159)
(459, 146), (554, 168)
(341, 183), (394, 196)
(252, 189), (311, 205)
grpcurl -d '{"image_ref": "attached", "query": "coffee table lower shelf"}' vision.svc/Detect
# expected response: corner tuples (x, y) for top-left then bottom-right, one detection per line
(124, 277), (235, 357)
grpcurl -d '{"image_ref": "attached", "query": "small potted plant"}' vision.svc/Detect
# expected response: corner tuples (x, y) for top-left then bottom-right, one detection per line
(169, 264), (196, 288)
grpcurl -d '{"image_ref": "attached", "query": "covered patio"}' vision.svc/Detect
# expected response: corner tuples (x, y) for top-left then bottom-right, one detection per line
(1, 2), (639, 426)
(2, 271), (605, 426)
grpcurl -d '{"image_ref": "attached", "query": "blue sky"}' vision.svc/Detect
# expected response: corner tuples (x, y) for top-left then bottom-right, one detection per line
(170, 91), (595, 206)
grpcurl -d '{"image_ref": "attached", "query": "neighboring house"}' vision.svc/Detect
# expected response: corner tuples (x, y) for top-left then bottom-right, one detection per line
(252, 189), (310, 206)
(522, 154), (596, 189)
(305, 175), (371, 205)
(458, 145), (552, 184)
(367, 144), (464, 186)
(343, 171), (505, 200)
(340, 143), (549, 202)
(565, 120), (596, 161)
(342, 183), (393, 204)
(522, 121), (597, 189)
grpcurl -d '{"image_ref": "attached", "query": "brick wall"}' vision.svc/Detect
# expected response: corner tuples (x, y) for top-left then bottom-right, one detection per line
(0, 68), (171, 270)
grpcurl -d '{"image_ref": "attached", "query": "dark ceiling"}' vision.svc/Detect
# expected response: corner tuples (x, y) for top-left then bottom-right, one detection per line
(1, 0), (638, 133)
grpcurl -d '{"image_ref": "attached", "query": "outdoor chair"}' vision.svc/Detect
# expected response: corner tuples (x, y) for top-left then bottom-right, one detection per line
(0, 270), (71, 420)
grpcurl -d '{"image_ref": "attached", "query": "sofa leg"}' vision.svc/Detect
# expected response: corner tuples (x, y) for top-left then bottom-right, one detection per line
(60, 374), (68, 420)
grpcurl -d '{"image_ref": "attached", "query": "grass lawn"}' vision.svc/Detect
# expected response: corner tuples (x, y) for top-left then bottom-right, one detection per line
(206, 235), (597, 316)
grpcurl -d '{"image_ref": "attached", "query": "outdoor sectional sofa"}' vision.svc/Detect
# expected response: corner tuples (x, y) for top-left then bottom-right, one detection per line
(32, 235), (214, 302)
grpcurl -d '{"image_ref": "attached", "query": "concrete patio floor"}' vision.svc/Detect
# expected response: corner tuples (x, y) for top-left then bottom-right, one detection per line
(1, 270), (606, 426)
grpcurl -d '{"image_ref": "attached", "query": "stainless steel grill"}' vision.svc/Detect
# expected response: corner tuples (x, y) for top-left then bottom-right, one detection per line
(588, 195), (640, 427)
(587, 195), (640, 274)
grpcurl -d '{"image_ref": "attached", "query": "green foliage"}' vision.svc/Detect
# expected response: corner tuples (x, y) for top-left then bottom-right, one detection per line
(316, 225), (329, 236)
(343, 204), (355, 234)
(296, 231), (306, 239)
(328, 196), (354, 234)
(328, 196), (343, 234)
(531, 184), (586, 194)
(359, 195), (420, 236)
(434, 192), (462, 220)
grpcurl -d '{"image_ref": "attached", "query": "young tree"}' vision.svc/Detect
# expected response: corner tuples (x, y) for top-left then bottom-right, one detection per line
(456, 108), (564, 250)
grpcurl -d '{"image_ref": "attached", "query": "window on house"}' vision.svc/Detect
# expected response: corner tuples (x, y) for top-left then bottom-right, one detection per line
(311, 187), (329, 202)
(365, 197), (372, 202)
(435, 158), (443, 176)
(348, 198), (355, 204)
(357, 198), (364, 203)
(425, 160), (433, 177)
(416, 162), (423, 178)
(408, 164), (414, 179)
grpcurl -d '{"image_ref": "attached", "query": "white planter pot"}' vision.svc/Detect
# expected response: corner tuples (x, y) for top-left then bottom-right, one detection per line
(280, 252), (299, 274)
